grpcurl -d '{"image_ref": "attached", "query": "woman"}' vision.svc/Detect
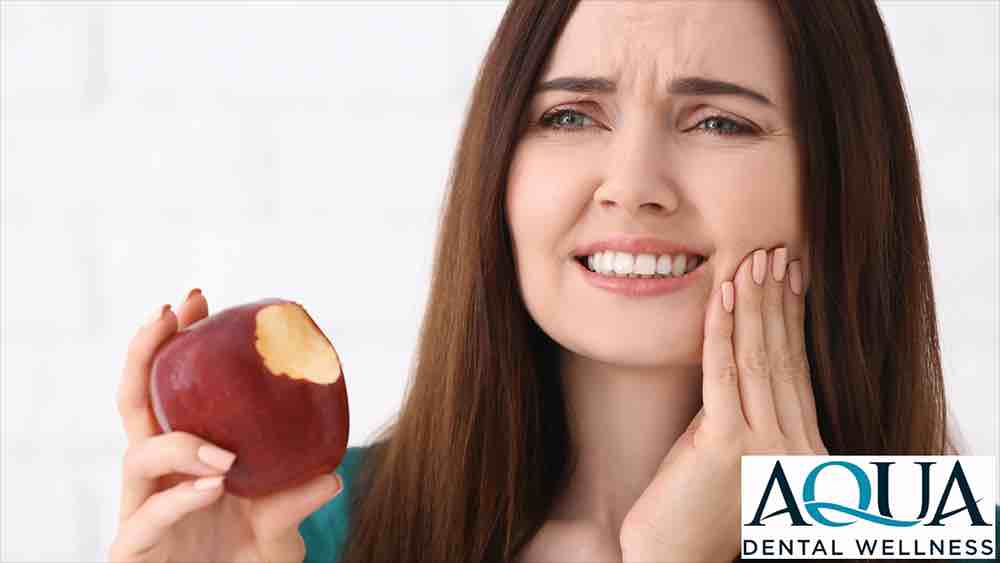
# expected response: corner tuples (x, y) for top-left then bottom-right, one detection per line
(110, 1), (997, 562)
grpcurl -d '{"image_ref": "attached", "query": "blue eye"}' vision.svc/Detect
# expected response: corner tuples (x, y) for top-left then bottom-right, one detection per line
(695, 115), (754, 136)
(536, 108), (756, 137)
(538, 108), (596, 132)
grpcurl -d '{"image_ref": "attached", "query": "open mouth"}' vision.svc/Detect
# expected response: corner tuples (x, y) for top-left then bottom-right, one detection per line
(574, 253), (709, 279)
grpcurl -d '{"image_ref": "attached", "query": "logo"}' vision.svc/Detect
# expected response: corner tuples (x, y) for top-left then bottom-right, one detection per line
(740, 456), (995, 559)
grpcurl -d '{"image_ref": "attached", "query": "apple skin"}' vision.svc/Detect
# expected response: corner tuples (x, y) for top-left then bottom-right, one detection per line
(149, 297), (349, 498)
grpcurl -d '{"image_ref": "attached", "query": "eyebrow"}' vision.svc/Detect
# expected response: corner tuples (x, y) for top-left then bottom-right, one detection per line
(533, 75), (774, 107)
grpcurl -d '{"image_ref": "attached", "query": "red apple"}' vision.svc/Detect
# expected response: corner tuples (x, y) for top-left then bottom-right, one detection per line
(149, 298), (349, 498)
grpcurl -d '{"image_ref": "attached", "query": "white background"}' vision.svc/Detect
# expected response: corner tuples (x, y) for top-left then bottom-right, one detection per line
(1, 1), (996, 560)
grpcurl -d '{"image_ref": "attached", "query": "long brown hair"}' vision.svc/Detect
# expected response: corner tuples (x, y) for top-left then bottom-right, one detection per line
(340, 1), (958, 561)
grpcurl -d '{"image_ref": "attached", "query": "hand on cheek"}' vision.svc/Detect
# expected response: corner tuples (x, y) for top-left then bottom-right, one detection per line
(619, 247), (827, 563)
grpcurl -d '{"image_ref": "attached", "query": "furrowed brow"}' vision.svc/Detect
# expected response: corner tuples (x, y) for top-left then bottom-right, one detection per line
(533, 75), (774, 108)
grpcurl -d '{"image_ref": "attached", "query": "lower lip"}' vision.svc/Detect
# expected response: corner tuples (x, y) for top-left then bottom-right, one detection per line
(574, 256), (708, 297)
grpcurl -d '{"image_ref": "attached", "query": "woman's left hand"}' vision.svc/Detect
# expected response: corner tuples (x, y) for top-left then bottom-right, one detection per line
(619, 247), (828, 562)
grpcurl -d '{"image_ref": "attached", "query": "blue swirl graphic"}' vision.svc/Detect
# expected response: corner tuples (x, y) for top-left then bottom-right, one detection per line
(801, 461), (924, 527)
(805, 501), (922, 527)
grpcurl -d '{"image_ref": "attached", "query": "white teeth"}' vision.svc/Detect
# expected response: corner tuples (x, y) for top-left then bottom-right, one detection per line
(612, 252), (634, 275)
(671, 254), (687, 277)
(634, 254), (657, 275)
(599, 252), (615, 274)
(584, 251), (703, 278)
(656, 255), (672, 275)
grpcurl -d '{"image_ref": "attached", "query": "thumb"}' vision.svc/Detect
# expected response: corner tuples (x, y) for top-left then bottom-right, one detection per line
(657, 408), (706, 474)
(675, 408), (707, 452)
(252, 472), (343, 561)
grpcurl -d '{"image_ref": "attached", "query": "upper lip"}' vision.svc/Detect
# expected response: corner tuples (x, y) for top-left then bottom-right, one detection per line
(573, 235), (711, 258)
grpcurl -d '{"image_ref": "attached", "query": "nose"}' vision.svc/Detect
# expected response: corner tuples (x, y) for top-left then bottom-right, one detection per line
(593, 130), (680, 217)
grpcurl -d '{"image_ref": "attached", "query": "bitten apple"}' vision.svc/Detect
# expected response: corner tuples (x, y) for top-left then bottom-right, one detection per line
(149, 298), (349, 498)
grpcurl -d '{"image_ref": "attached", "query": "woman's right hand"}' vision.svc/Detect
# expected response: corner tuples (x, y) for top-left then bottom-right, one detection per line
(109, 289), (344, 563)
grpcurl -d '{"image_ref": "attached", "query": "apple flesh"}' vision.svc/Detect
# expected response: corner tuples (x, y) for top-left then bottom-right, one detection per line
(149, 298), (349, 498)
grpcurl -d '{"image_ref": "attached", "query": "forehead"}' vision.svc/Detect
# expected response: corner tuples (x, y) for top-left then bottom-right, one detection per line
(541, 0), (791, 108)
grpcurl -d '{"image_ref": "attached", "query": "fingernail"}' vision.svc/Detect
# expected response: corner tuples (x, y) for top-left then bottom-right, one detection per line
(198, 444), (237, 472)
(773, 248), (787, 282)
(789, 261), (803, 295)
(185, 288), (202, 303)
(722, 281), (734, 313)
(752, 249), (767, 285)
(147, 304), (171, 325)
(194, 475), (225, 491)
(332, 474), (343, 496)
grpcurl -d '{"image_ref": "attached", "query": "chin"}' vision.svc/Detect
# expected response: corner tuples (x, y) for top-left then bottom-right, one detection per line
(554, 322), (703, 369)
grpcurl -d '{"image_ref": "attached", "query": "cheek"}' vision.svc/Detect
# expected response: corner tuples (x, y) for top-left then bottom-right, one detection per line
(505, 146), (589, 257)
(698, 150), (803, 247)
(716, 184), (801, 238)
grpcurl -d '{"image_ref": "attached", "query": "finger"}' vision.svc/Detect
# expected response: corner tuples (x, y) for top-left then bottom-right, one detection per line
(764, 248), (807, 444)
(176, 288), (209, 330)
(785, 259), (823, 451)
(116, 289), (208, 448)
(734, 249), (780, 433)
(701, 279), (747, 435)
(252, 472), (343, 562)
(111, 476), (226, 559)
(120, 431), (237, 523)
(118, 304), (178, 446)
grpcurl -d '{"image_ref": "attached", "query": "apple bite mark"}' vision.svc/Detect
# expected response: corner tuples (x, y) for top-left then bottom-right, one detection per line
(254, 304), (342, 385)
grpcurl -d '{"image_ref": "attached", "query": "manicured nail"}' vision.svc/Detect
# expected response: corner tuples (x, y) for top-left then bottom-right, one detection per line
(772, 248), (787, 282)
(198, 444), (237, 472)
(752, 249), (767, 285)
(185, 288), (202, 303)
(147, 304), (171, 325)
(722, 281), (734, 313)
(194, 475), (224, 491)
(789, 260), (803, 295)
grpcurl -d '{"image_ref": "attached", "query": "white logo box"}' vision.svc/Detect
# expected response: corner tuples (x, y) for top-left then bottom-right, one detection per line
(740, 455), (996, 559)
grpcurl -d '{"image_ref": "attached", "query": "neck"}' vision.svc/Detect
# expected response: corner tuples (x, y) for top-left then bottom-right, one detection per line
(551, 350), (703, 539)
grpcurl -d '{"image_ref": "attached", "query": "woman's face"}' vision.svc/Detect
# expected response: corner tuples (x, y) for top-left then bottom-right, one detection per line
(506, 0), (807, 369)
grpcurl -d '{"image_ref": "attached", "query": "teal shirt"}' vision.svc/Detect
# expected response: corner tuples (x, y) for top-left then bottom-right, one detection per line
(299, 446), (368, 563)
(299, 446), (999, 562)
